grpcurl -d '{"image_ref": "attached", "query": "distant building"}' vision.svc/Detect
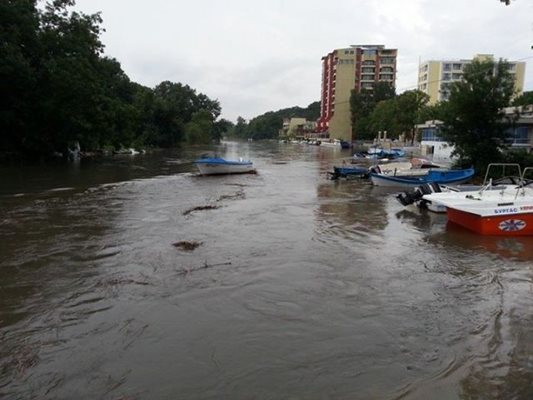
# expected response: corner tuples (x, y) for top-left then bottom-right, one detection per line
(503, 105), (533, 153)
(280, 117), (315, 137)
(416, 120), (455, 161)
(418, 54), (526, 105)
(316, 45), (398, 142)
(417, 106), (533, 161)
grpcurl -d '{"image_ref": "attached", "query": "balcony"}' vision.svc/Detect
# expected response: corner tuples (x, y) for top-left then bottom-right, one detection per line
(360, 74), (375, 81)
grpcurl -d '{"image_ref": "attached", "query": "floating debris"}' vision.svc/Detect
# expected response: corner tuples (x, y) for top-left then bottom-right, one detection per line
(177, 261), (232, 276)
(4, 346), (40, 376)
(172, 240), (202, 251)
(182, 205), (220, 215)
(217, 189), (245, 202)
(96, 277), (151, 287)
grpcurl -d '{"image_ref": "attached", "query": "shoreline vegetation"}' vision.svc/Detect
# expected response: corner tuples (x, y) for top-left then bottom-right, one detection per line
(2, 1), (532, 174)
(1, 0), (229, 162)
(0, 0), (319, 164)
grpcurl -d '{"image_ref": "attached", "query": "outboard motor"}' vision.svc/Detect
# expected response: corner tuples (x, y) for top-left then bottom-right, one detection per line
(396, 182), (441, 207)
(396, 189), (423, 206)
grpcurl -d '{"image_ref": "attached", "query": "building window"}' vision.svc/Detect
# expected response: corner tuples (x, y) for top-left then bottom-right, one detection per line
(421, 128), (443, 142)
(452, 73), (462, 80)
(361, 74), (375, 81)
(442, 73), (451, 81)
(452, 63), (462, 70)
(506, 126), (529, 144)
(380, 57), (395, 65)
(443, 63), (451, 71)
(363, 49), (376, 56)
(362, 60), (375, 66)
(362, 67), (375, 73)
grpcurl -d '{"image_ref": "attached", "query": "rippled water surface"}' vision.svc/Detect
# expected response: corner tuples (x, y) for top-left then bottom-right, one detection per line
(1, 142), (532, 399)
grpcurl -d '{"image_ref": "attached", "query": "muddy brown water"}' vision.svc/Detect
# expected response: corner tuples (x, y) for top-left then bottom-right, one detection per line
(1, 141), (532, 399)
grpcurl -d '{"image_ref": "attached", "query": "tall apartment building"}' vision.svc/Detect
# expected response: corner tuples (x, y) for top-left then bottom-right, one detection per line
(418, 54), (526, 105)
(316, 45), (397, 142)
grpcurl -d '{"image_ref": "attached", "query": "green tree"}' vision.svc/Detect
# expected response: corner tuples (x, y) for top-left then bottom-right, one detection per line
(394, 90), (429, 141)
(368, 99), (397, 137)
(36, 0), (107, 154)
(185, 110), (213, 144)
(151, 81), (222, 147)
(0, 0), (40, 155)
(373, 81), (397, 104)
(440, 59), (515, 172)
(232, 116), (248, 138)
(0, 0), (226, 160)
(511, 90), (533, 106)
(418, 102), (448, 124)
(247, 112), (283, 139)
(365, 90), (428, 142)
(212, 118), (233, 142)
(350, 82), (396, 139)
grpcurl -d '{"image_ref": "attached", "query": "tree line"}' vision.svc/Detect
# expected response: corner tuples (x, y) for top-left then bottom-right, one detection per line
(0, 0), (230, 161)
(228, 102), (320, 140)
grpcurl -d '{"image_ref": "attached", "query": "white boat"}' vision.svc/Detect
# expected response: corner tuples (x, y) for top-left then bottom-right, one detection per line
(372, 161), (423, 177)
(320, 139), (351, 149)
(422, 164), (533, 236)
(194, 157), (256, 175)
(397, 183), (497, 213)
(372, 158), (443, 176)
(369, 167), (475, 188)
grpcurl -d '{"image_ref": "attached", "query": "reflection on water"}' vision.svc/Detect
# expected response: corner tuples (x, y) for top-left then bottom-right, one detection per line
(396, 208), (533, 262)
(1, 141), (532, 399)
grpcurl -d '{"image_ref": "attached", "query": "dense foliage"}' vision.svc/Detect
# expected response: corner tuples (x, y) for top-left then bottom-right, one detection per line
(511, 91), (533, 107)
(350, 82), (396, 140)
(439, 59), (516, 172)
(0, 0), (226, 160)
(228, 102), (320, 140)
(350, 82), (430, 141)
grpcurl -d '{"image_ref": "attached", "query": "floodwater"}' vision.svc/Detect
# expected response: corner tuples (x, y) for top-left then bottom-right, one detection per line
(1, 141), (532, 400)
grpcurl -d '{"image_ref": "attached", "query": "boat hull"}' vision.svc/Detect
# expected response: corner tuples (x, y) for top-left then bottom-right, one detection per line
(369, 168), (474, 188)
(447, 208), (533, 236)
(333, 166), (368, 178)
(194, 158), (256, 175)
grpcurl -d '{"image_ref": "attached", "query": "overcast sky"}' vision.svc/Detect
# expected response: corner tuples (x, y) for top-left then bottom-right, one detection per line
(74, 0), (533, 123)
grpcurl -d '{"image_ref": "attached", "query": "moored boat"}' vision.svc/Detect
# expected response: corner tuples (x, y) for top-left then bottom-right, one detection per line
(422, 164), (533, 236)
(369, 167), (475, 188)
(330, 164), (368, 179)
(321, 139), (351, 149)
(194, 157), (256, 175)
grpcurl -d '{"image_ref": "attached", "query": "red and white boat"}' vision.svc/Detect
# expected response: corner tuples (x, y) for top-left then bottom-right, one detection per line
(422, 164), (533, 236)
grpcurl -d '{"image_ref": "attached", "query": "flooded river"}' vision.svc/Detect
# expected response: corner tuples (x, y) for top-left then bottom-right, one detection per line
(1, 141), (532, 399)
